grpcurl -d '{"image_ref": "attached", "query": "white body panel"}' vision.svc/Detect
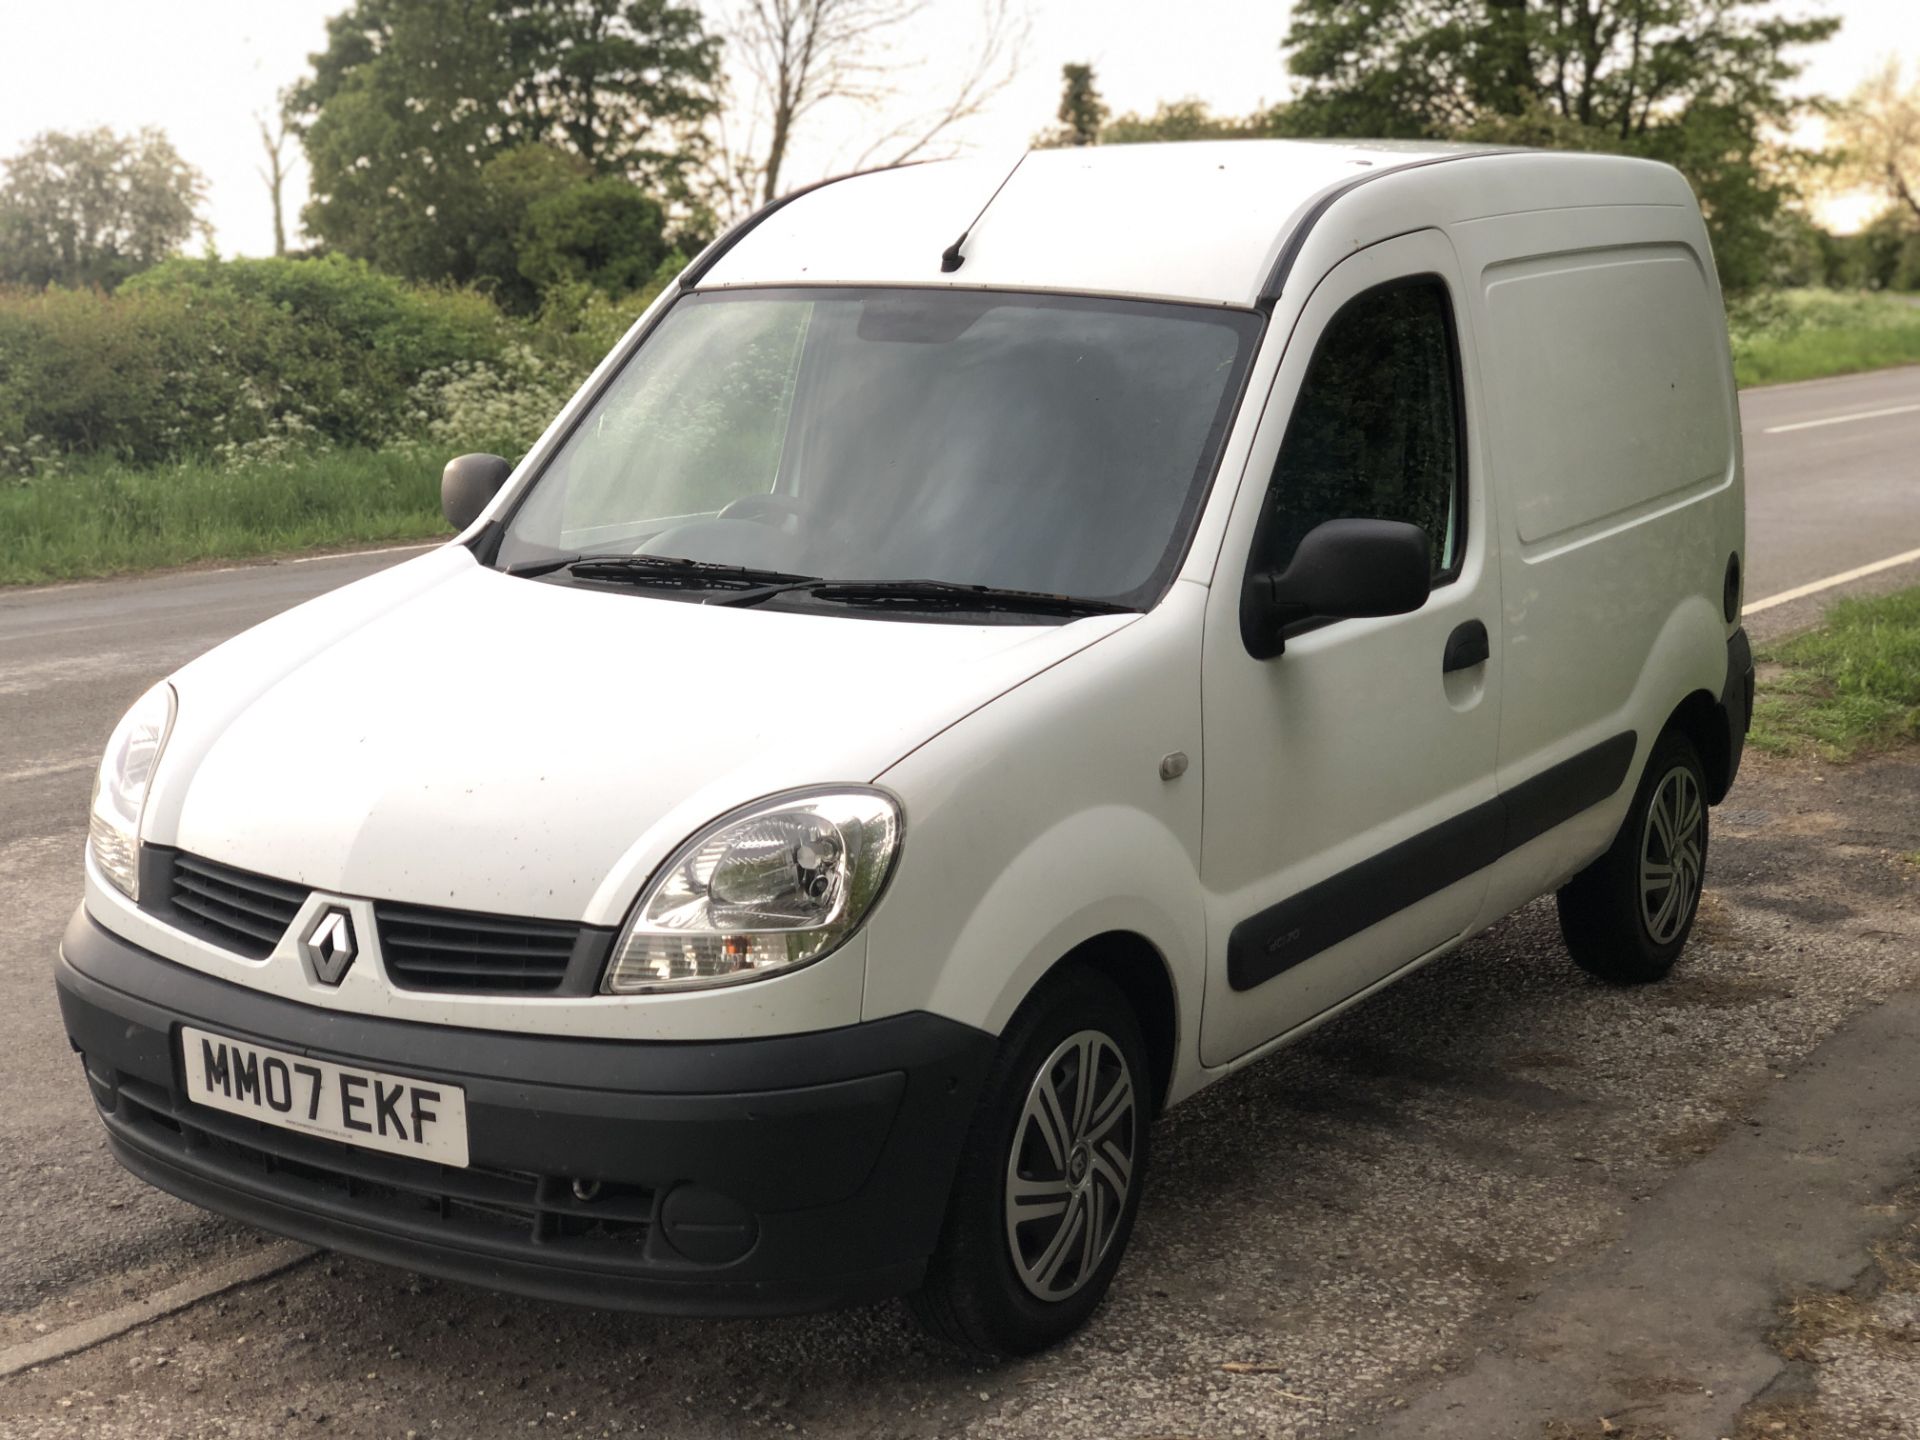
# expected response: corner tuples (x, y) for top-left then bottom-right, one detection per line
(1457, 201), (1743, 927)
(89, 141), (1744, 1101)
(863, 584), (1207, 1080)
(153, 552), (1129, 925)
(698, 142), (1467, 308)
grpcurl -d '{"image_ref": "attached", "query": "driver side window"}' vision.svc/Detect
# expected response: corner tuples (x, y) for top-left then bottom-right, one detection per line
(1253, 277), (1464, 580)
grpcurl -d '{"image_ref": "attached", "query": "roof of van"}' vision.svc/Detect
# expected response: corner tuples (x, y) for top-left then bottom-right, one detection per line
(691, 140), (1678, 309)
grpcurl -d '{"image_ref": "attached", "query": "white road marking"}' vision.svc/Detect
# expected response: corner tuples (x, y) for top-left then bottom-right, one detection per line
(1761, 402), (1920, 435)
(287, 542), (438, 565)
(0, 541), (441, 600)
(0, 1241), (313, 1379)
(1744, 545), (1920, 615)
(184, 540), (436, 577)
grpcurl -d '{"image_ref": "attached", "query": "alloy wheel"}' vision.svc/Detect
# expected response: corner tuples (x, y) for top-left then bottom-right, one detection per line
(1003, 1028), (1137, 1302)
(1639, 764), (1704, 945)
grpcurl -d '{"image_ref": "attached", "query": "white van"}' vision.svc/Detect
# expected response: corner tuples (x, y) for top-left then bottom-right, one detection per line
(59, 141), (1751, 1356)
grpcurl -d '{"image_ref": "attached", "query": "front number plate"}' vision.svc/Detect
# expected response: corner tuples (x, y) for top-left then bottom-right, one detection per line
(180, 1027), (469, 1168)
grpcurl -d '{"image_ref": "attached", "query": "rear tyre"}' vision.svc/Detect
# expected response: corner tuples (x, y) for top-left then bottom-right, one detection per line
(1557, 727), (1709, 984)
(908, 967), (1150, 1357)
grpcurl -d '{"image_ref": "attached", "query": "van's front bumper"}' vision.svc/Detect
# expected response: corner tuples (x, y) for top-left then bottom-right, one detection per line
(55, 905), (994, 1316)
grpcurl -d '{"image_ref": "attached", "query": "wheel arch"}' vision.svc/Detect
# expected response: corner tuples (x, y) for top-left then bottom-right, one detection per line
(1046, 931), (1179, 1114)
(1623, 597), (1743, 809)
(1665, 688), (1726, 792)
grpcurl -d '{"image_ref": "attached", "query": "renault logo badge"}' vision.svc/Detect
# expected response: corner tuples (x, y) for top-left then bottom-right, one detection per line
(297, 908), (357, 986)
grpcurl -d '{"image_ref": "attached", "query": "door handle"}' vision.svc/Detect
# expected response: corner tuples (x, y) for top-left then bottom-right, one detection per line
(1443, 620), (1490, 673)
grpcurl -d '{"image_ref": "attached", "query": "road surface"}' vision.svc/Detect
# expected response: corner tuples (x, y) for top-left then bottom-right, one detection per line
(1, 365), (1917, 1437)
(1737, 364), (1920, 636)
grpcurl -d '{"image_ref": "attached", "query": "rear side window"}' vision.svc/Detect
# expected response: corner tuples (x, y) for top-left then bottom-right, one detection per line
(1254, 278), (1463, 579)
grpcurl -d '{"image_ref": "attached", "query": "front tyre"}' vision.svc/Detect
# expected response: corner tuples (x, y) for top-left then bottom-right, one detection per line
(909, 967), (1150, 1356)
(1557, 727), (1709, 984)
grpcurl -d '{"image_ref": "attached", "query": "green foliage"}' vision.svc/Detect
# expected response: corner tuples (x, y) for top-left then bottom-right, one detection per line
(293, 4), (503, 284)
(1751, 587), (1920, 760)
(292, 0), (717, 299)
(0, 128), (208, 290)
(1771, 208), (1920, 293)
(1276, 0), (1840, 292)
(1829, 60), (1920, 231)
(0, 256), (504, 464)
(1055, 64), (1108, 147)
(1102, 100), (1274, 146)
(516, 180), (669, 296)
(0, 254), (676, 473)
(474, 144), (594, 311)
(0, 251), (692, 582)
(1728, 288), (1920, 387)
(1035, 63), (1271, 149)
(503, 0), (720, 179)
(0, 448), (447, 587)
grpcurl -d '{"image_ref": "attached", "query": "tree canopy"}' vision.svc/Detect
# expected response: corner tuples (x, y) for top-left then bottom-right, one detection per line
(1831, 60), (1920, 229)
(1056, 64), (1107, 147)
(0, 128), (208, 291)
(1034, 65), (1271, 149)
(1276, 0), (1840, 290)
(292, 0), (717, 302)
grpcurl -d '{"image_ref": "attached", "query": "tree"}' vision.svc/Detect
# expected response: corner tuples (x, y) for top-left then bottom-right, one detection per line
(1103, 100), (1269, 145)
(0, 127), (208, 290)
(474, 144), (594, 310)
(1033, 64), (1270, 151)
(1830, 60), (1920, 227)
(502, 0), (724, 183)
(721, 0), (1025, 210)
(1276, 0), (1841, 290)
(256, 113), (298, 258)
(292, 0), (718, 290)
(1056, 63), (1107, 147)
(516, 179), (671, 294)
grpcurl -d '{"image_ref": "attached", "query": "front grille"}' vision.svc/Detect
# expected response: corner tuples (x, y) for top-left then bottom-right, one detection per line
(375, 903), (586, 994)
(142, 848), (613, 995)
(111, 1077), (658, 1260)
(161, 852), (308, 960)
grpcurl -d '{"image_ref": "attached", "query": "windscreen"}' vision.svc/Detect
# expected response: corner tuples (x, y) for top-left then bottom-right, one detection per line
(495, 287), (1262, 607)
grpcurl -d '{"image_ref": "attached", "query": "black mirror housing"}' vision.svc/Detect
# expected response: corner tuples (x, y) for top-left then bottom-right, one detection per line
(1241, 517), (1433, 659)
(442, 453), (514, 532)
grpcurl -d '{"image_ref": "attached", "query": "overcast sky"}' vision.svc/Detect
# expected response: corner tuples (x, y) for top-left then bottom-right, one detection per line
(0, 0), (1911, 255)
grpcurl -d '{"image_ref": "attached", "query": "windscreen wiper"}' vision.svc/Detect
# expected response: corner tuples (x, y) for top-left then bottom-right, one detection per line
(769, 578), (1137, 618)
(538, 554), (821, 591)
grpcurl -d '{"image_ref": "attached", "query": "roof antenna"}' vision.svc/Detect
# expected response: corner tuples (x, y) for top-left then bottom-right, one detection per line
(940, 151), (1030, 274)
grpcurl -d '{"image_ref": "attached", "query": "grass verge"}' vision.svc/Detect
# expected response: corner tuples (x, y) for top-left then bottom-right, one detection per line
(1731, 288), (1920, 387)
(0, 448), (447, 587)
(1749, 587), (1920, 761)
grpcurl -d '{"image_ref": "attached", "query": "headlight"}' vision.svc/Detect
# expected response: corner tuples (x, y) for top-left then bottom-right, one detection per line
(88, 682), (177, 899)
(603, 789), (902, 993)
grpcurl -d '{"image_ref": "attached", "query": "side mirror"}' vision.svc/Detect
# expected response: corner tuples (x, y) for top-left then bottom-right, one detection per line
(1241, 517), (1432, 659)
(441, 453), (514, 531)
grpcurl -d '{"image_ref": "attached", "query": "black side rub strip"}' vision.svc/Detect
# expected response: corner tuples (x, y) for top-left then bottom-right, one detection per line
(1228, 730), (1638, 991)
(1498, 729), (1640, 854)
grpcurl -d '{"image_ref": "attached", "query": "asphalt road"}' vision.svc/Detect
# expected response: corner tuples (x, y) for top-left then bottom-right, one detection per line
(1, 365), (1917, 1437)
(1737, 364), (1920, 637)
